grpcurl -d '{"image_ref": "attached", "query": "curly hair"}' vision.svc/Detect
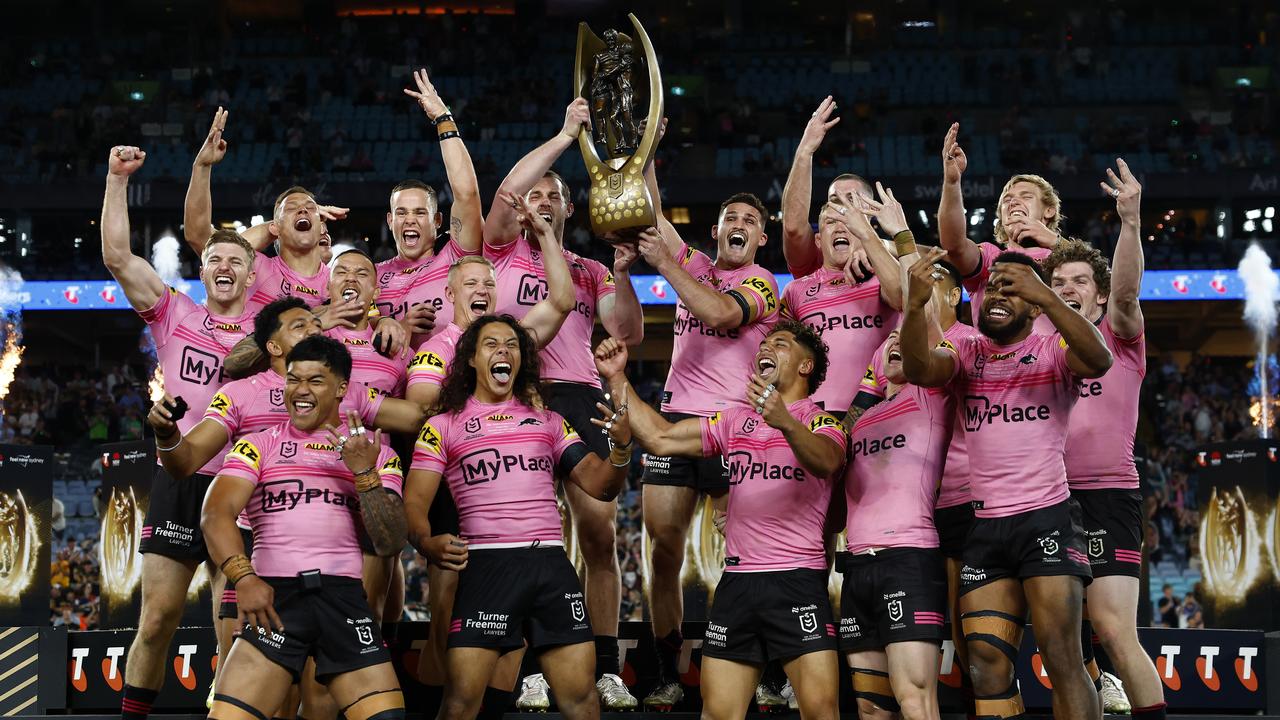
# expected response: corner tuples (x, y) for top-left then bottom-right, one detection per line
(1041, 237), (1112, 299)
(995, 174), (1063, 246)
(439, 315), (544, 414)
(771, 319), (829, 395)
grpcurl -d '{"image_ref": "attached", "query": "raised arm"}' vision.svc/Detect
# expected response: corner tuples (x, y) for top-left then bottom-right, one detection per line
(783, 97), (841, 277)
(328, 417), (407, 557)
(483, 98), (591, 247)
(102, 146), (165, 311)
(372, 396), (427, 435)
(569, 398), (633, 502)
(636, 228), (759, 331)
(505, 192), (574, 346)
(938, 123), (981, 275)
(594, 339), (704, 458)
(404, 68), (482, 253)
(1102, 158), (1144, 339)
(846, 186), (908, 311)
(599, 243), (644, 345)
(183, 108), (228, 253)
(901, 249), (959, 387)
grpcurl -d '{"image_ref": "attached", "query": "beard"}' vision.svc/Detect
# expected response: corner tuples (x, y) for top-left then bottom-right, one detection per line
(978, 307), (1031, 344)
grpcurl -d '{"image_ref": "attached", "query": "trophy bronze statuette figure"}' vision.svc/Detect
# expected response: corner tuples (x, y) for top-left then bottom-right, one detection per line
(575, 14), (664, 241)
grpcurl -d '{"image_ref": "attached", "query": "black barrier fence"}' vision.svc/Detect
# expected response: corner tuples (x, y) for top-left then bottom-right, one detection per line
(52, 622), (1266, 714)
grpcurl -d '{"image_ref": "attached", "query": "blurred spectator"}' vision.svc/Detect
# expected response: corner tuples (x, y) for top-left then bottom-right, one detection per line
(1157, 584), (1180, 627)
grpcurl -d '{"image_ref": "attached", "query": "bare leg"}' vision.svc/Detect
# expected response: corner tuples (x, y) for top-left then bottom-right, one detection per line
(782, 651), (840, 720)
(699, 657), (760, 720)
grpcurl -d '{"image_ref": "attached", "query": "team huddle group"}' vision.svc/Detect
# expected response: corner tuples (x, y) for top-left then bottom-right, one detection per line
(100, 70), (1161, 720)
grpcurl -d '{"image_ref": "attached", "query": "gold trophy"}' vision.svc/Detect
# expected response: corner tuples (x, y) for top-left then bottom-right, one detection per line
(574, 14), (664, 240)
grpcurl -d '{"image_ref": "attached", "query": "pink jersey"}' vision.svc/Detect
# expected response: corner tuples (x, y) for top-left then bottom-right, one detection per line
(413, 398), (586, 546)
(936, 322), (982, 509)
(943, 330), (1080, 518)
(963, 243), (1052, 331)
(486, 236), (615, 385)
(782, 267), (897, 413)
(218, 422), (403, 579)
(845, 384), (952, 552)
(139, 287), (254, 475)
(376, 237), (476, 339)
(1065, 316), (1145, 490)
(203, 371), (384, 443)
(407, 323), (464, 391)
(245, 253), (330, 312)
(700, 400), (846, 572)
(325, 324), (411, 397)
(664, 242), (780, 415)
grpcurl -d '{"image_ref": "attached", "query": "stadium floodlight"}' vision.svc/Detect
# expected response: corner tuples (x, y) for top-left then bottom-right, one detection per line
(1245, 209), (1263, 220)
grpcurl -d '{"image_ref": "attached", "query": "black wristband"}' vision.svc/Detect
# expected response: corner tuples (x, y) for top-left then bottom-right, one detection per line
(432, 113), (454, 127)
(437, 130), (461, 141)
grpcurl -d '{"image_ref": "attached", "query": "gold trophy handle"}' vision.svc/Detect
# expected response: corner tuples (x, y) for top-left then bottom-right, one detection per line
(627, 13), (664, 170)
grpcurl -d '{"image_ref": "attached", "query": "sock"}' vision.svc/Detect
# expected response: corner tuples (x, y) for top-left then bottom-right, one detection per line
(655, 629), (683, 685)
(595, 635), (620, 678)
(477, 687), (513, 720)
(421, 686), (444, 718)
(1080, 619), (1101, 690)
(760, 659), (786, 692)
(121, 685), (158, 720)
(1133, 703), (1168, 720)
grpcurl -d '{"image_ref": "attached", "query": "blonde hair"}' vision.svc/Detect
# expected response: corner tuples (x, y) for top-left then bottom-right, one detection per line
(447, 255), (496, 283)
(202, 229), (255, 265)
(996, 174), (1063, 246)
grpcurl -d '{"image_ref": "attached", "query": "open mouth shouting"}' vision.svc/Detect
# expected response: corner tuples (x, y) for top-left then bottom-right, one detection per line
(292, 397), (316, 418)
(987, 304), (1012, 321)
(490, 361), (513, 386)
(727, 230), (747, 249)
(294, 216), (312, 232)
(469, 297), (490, 315)
(402, 228), (421, 248)
(832, 233), (851, 250)
(341, 286), (360, 302)
(1063, 298), (1082, 311)
(213, 272), (235, 291)
(756, 355), (777, 380)
(887, 348), (903, 364)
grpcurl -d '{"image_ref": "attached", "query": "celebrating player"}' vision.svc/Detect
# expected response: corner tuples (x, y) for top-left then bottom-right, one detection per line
(202, 336), (407, 720)
(595, 323), (846, 720)
(404, 316), (633, 720)
(1044, 160), (1164, 720)
(101, 145), (257, 720)
(324, 249), (412, 397)
(899, 247), (1113, 720)
(841, 327), (953, 720)
(482, 98), (644, 710)
(633, 188), (781, 709)
(375, 69), (484, 344)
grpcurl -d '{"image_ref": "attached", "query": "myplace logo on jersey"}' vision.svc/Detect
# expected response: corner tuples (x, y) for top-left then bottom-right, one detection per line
(180, 345), (222, 385)
(517, 273), (548, 306)
(851, 433), (907, 458)
(459, 448), (552, 485)
(800, 310), (885, 332)
(725, 450), (806, 483)
(962, 395), (1051, 432)
(261, 479), (358, 513)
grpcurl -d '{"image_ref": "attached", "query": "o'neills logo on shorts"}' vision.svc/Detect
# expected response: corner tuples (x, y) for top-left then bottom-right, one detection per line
(962, 395), (1051, 432)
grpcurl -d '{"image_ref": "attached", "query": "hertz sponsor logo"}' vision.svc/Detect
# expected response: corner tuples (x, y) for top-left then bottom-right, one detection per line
(740, 276), (777, 311)
(380, 455), (403, 474)
(229, 440), (261, 469)
(417, 422), (443, 455)
(562, 419), (579, 439)
(809, 413), (840, 432)
(208, 392), (232, 417)
(410, 351), (446, 373)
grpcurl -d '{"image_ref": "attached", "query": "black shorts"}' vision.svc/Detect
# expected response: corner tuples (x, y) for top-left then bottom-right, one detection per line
(838, 548), (947, 652)
(1072, 488), (1143, 579)
(959, 499), (1092, 595)
(139, 467), (214, 560)
(428, 480), (460, 537)
(641, 412), (730, 493)
(703, 569), (837, 664)
(238, 575), (390, 683)
(448, 546), (592, 652)
(543, 381), (610, 459)
(934, 503), (974, 560)
(218, 527), (256, 620)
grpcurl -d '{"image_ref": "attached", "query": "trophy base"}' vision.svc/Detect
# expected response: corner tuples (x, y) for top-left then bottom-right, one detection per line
(598, 226), (648, 245)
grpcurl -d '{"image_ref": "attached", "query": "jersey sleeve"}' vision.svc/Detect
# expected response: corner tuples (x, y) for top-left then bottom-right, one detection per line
(356, 384), (384, 425)
(785, 231), (822, 279)
(699, 410), (732, 458)
(411, 417), (448, 475)
(805, 407), (848, 452)
(938, 336), (965, 383)
(1048, 333), (1076, 379)
(548, 411), (589, 464)
(731, 272), (780, 325)
(407, 346), (449, 388)
(780, 282), (800, 322)
(375, 446), (405, 496)
(858, 361), (886, 400)
(440, 233), (480, 261)
(218, 436), (266, 483)
(588, 258), (616, 302)
(136, 287), (183, 345)
(202, 386), (241, 433)
(482, 233), (523, 263)
(1102, 316), (1146, 375)
(961, 243), (1000, 293)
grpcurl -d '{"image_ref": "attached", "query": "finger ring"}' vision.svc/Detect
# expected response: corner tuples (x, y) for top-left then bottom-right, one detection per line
(1112, 188), (1121, 197)
(931, 271), (942, 280)
(339, 434), (348, 444)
